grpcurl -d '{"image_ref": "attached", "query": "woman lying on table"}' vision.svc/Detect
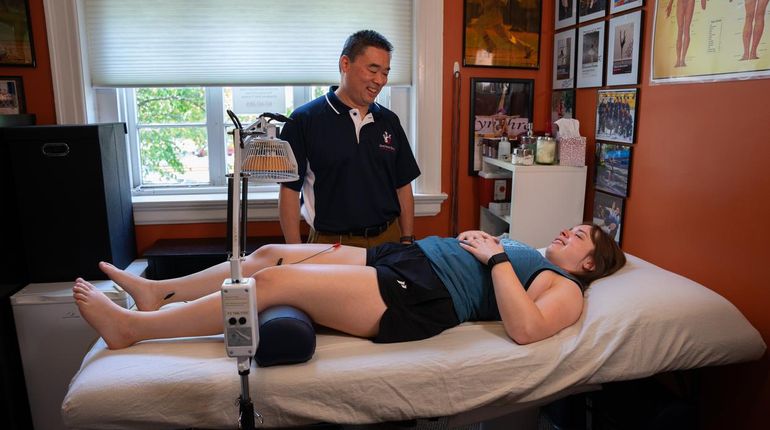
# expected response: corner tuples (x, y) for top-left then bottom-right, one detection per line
(73, 224), (626, 348)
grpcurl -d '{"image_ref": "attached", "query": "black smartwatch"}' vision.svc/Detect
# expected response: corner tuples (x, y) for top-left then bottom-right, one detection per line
(400, 235), (416, 244)
(487, 252), (509, 268)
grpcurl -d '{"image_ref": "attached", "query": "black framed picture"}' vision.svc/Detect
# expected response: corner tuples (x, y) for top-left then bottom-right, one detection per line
(551, 89), (575, 125)
(0, 0), (36, 66)
(553, 29), (577, 89)
(595, 142), (631, 197)
(0, 76), (25, 114)
(595, 88), (638, 144)
(469, 78), (534, 174)
(606, 10), (643, 86)
(579, 0), (607, 23)
(576, 21), (605, 88)
(555, 0), (577, 30)
(610, 0), (643, 15)
(462, 0), (542, 69)
(592, 190), (624, 244)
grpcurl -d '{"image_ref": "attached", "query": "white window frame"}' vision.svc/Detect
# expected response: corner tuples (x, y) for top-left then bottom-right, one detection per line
(43, 0), (445, 225)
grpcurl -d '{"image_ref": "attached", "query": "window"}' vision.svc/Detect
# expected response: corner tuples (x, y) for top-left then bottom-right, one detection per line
(123, 86), (404, 193)
(130, 87), (209, 186)
(45, 0), (445, 224)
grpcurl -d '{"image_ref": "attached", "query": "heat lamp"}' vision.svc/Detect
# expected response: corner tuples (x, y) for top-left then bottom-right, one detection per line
(221, 109), (298, 429)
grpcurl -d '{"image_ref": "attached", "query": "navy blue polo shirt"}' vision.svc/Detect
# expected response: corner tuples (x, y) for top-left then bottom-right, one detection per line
(280, 87), (421, 233)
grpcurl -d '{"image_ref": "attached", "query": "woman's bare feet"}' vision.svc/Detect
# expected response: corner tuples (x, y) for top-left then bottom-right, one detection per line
(99, 261), (164, 311)
(73, 278), (136, 349)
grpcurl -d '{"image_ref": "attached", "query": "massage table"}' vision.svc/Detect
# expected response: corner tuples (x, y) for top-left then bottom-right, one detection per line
(61, 253), (766, 429)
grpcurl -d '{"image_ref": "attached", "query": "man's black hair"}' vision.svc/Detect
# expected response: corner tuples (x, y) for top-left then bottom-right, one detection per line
(340, 30), (393, 61)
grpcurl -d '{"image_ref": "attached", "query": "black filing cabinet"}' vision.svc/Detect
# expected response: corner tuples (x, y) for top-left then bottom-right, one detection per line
(3, 123), (136, 282)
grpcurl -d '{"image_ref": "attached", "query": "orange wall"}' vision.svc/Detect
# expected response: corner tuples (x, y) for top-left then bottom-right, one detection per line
(19, 0), (769, 427)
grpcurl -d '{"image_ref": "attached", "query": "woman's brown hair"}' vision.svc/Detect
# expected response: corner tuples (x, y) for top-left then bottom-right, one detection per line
(573, 224), (627, 286)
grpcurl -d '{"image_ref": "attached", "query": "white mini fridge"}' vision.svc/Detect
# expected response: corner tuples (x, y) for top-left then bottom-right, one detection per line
(10, 261), (145, 430)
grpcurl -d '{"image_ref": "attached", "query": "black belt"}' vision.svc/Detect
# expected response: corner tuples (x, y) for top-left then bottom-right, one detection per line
(318, 219), (396, 238)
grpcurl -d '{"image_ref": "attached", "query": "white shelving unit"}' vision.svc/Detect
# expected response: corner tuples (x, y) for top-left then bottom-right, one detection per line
(480, 157), (587, 248)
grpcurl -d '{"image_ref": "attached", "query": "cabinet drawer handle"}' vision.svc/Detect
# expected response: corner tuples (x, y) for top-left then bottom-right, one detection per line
(41, 142), (70, 157)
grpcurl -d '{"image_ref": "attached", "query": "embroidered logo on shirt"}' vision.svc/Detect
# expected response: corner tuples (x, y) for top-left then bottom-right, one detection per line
(380, 131), (396, 152)
(397, 280), (407, 289)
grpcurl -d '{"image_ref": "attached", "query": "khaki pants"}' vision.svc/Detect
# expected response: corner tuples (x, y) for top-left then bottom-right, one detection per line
(308, 220), (402, 248)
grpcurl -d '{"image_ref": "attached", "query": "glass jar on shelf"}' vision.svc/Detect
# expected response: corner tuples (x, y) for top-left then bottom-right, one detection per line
(513, 147), (534, 165)
(535, 135), (557, 165)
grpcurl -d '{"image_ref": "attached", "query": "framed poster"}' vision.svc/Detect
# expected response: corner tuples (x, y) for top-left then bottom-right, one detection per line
(551, 89), (575, 125)
(651, 0), (770, 84)
(469, 78), (534, 174)
(553, 29), (576, 89)
(0, 76), (25, 114)
(610, 0), (643, 15)
(595, 142), (631, 197)
(0, 0), (35, 66)
(555, 0), (578, 30)
(593, 190), (624, 244)
(463, 0), (542, 68)
(579, 0), (607, 23)
(595, 88), (638, 144)
(606, 10), (643, 86)
(576, 21), (606, 88)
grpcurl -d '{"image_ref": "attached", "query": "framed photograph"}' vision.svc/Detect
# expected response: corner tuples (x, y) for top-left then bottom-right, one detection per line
(0, 76), (25, 115)
(592, 191), (624, 244)
(469, 78), (534, 174)
(553, 29), (576, 89)
(595, 142), (631, 197)
(0, 0), (36, 66)
(610, 0), (643, 15)
(595, 88), (638, 144)
(576, 21), (605, 88)
(579, 0), (607, 23)
(606, 10), (643, 86)
(555, 0), (577, 30)
(551, 89), (575, 125)
(462, 0), (541, 68)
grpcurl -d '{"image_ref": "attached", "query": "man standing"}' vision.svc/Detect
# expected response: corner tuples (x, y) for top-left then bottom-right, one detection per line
(279, 30), (420, 248)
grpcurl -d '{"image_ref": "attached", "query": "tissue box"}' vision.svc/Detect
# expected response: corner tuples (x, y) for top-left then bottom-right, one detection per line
(558, 136), (586, 167)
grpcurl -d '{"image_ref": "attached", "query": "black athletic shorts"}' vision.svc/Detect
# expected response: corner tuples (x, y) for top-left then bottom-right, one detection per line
(366, 242), (460, 343)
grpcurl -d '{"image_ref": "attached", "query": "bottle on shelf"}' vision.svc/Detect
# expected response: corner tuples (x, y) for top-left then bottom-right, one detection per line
(498, 134), (511, 161)
(520, 123), (537, 153)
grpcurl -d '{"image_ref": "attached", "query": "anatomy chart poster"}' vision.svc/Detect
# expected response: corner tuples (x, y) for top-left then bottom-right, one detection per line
(652, 0), (770, 83)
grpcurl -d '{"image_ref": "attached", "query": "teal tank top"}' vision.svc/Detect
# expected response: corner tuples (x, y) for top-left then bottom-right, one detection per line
(416, 236), (581, 323)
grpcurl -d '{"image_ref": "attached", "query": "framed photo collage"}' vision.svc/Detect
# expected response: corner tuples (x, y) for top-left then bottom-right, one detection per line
(552, 0), (645, 245)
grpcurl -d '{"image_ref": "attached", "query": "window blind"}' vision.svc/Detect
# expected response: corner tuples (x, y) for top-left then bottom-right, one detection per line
(83, 0), (412, 87)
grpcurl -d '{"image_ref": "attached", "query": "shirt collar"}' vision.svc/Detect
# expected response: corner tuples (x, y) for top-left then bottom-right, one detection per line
(325, 86), (382, 119)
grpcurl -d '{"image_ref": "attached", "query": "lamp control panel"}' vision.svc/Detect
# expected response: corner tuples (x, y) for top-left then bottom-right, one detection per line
(221, 278), (259, 358)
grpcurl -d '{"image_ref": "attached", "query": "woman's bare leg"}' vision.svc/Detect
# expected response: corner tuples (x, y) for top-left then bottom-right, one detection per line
(74, 262), (384, 349)
(99, 244), (367, 311)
